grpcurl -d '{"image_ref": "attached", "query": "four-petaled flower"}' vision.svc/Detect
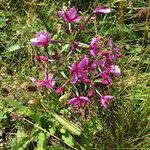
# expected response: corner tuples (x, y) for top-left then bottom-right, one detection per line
(30, 32), (50, 47)
(68, 96), (91, 107)
(100, 95), (114, 110)
(94, 6), (111, 14)
(89, 37), (100, 57)
(71, 55), (90, 84)
(58, 7), (82, 23)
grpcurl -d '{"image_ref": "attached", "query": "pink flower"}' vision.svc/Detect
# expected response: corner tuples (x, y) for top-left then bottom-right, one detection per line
(34, 55), (48, 62)
(89, 37), (100, 57)
(55, 87), (63, 94)
(30, 32), (50, 47)
(111, 46), (122, 60)
(30, 75), (55, 90)
(107, 65), (121, 77)
(101, 73), (112, 85)
(58, 7), (82, 23)
(88, 89), (94, 97)
(108, 39), (122, 60)
(94, 6), (111, 14)
(71, 55), (90, 84)
(68, 96), (91, 107)
(30, 65), (55, 90)
(40, 74), (55, 89)
(100, 95), (114, 110)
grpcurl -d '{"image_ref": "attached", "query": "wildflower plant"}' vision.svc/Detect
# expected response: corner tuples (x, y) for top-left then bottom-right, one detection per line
(29, 5), (122, 148)
(30, 6), (121, 110)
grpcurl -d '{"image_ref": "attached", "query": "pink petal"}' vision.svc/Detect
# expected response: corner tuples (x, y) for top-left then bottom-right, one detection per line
(30, 77), (37, 83)
(30, 38), (40, 46)
(95, 6), (111, 14)
(67, 97), (77, 105)
(101, 79), (109, 85)
(71, 62), (78, 71)
(90, 49), (98, 57)
(58, 10), (65, 19)
(72, 16), (82, 22)
(30, 32), (50, 47)
(72, 72), (78, 84)
(101, 98), (107, 110)
(90, 37), (100, 46)
(88, 89), (94, 97)
(79, 55), (88, 69)
(107, 95), (114, 100)
(113, 65), (121, 77)
(100, 95), (114, 110)
(55, 87), (63, 94)
(39, 56), (48, 62)
(67, 7), (77, 20)
(80, 96), (91, 103)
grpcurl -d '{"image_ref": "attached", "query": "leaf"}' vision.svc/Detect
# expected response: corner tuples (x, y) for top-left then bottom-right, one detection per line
(49, 127), (56, 135)
(60, 128), (66, 134)
(125, 44), (130, 50)
(6, 44), (23, 53)
(16, 129), (26, 141)
(61, 71), (68, 79)
(3, 98), (33, 116)
(84, 117), (102, 135)
(78, 42), (89, 48)
(49, 146), (65, 150)
(60, 44), (70, 52)
(0, 108), (13, 121)
(37, 132), (46, 150)
(94, 79), (102, 83)
(0, 18), (6, 28)
(62, 134), (74, 146)
(52, 114), (81, 135)
(59, 93), (70, 102)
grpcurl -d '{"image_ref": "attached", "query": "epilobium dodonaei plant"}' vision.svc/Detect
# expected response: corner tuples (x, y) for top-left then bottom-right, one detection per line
(30, 6), (121, 111)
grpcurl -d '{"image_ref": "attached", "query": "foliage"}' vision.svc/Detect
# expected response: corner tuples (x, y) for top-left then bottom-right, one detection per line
(0, 0), (149, 149)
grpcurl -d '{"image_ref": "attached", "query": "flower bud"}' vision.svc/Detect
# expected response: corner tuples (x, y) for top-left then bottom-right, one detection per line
(94, 6), (111, 14)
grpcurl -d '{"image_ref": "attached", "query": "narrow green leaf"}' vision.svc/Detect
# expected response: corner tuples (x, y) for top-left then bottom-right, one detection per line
(61, 71), (68, 79)
(62, 134), (74, 146)
(37, 132), (45, 150)
(52, 114), (81, 135)
(60, 44), (69, 52)
(6, 44), (23, 52)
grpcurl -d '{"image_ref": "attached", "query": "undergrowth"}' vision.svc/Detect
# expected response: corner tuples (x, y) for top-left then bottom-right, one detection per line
(0, 0), (149, 149)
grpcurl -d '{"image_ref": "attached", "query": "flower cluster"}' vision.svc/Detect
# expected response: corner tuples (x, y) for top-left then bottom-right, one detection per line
(30, 6), (121, 110)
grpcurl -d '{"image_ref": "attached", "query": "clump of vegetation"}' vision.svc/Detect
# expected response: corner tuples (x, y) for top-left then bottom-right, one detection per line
(0, 0), (149, 149)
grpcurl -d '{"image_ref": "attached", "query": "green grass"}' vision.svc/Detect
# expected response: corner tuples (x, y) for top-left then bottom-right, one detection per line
(0, 0), (149, 149)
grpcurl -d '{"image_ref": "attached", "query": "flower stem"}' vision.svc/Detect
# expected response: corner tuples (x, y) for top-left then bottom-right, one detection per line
(45, 46), (50, 59)
(51, 40), (66, 44)
(75, 12), (95, 39)
(68, 23), (72, 33)
(95, 89), (102, 97)
(72, 83), (79, 96)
